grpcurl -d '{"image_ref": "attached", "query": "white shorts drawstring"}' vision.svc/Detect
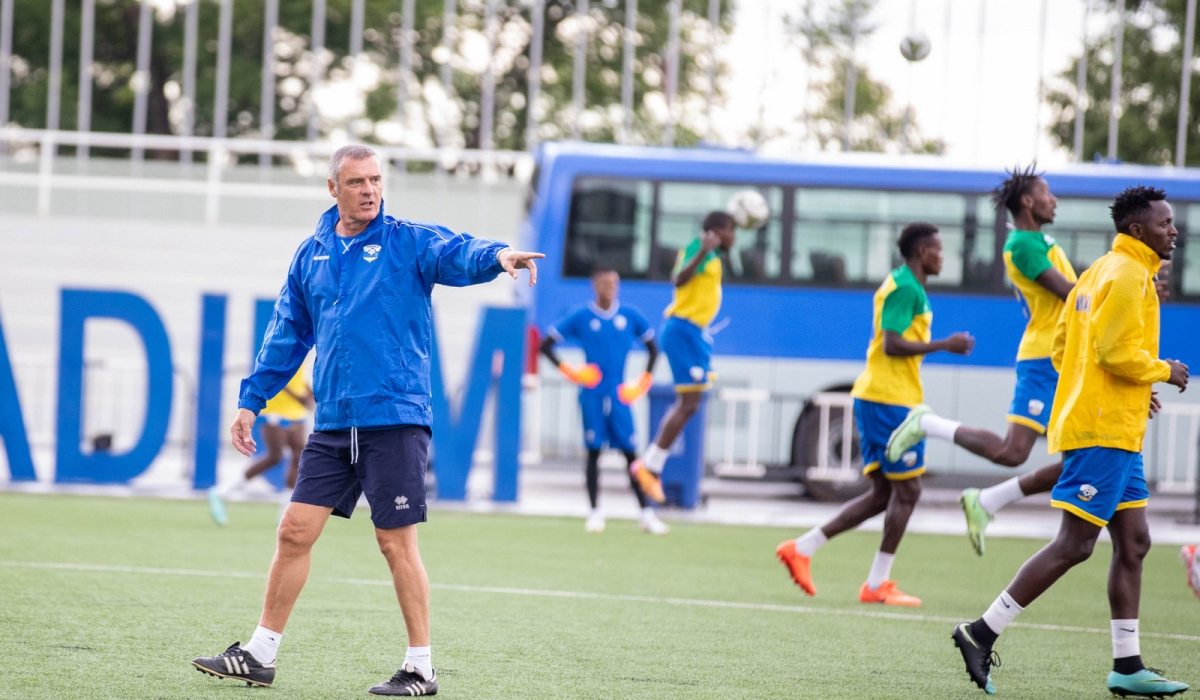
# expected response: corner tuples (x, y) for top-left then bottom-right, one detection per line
(350, 426), (359, 464)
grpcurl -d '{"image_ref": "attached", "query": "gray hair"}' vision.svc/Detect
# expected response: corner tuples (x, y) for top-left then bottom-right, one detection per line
(328, 144), (379, 185)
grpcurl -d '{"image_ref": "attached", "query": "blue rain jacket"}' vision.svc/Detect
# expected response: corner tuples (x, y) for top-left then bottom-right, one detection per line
(238, 202), (508, 430)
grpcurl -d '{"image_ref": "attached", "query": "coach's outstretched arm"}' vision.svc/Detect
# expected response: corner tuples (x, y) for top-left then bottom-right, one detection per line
(414, 222), (543, 287)
(231, 249), (315, 456)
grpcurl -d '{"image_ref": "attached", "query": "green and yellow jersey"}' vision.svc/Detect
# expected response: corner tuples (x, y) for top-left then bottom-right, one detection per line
(664, 238), (722, 328)
(262, 366), (311, 421)
(850, 265), (932, 407)
(1003, 229), (1077, 360)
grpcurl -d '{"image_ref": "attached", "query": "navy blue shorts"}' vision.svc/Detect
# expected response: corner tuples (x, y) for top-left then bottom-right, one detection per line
(292, 425), (430, 529)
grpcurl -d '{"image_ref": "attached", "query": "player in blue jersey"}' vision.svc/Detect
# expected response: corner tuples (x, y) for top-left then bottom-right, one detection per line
(541, 269), (667, 534)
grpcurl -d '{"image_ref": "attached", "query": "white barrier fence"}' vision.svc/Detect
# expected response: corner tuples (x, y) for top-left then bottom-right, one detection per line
(1151, 403), (1200, 495)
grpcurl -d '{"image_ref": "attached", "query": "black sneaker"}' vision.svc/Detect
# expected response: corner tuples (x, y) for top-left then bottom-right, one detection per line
(952, 622), (1000, 694)
(368, 664), (438, 696)
(191, 642), (275, 687)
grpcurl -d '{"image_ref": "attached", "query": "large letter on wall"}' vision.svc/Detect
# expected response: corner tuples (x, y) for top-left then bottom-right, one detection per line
(55, 289), (174, 484)
(192, 294), (227, 490)
(430, 307), (525, 501)
(0, 306), (36, 481)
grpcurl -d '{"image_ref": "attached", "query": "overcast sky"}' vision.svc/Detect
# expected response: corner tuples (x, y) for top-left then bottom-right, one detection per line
(719, 0), (1104, 167)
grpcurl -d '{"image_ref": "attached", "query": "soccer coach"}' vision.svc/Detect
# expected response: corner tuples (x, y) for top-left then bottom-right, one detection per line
(191, 144), (543, 696)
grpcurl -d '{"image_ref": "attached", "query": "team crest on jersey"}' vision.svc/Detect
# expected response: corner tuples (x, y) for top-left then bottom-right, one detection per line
(1078, 484), (1098, 502)
(1028, 399), (1045, 417)
(363, 244), (381, 262)
(902, 451), (918, 467)
(614, 314), (627, 331)
(590, 319), (601, 331)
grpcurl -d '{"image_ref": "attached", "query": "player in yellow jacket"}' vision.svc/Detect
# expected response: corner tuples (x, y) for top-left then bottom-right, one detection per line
(207, 366), (313, 525)
(951, 186), (1190, 697)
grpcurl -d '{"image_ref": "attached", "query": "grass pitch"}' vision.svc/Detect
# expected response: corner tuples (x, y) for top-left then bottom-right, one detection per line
(1, 492), (1198, 699)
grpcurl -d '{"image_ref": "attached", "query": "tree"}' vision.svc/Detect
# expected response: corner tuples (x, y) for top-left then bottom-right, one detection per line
(2, 0), (733, 154)
(1046, 0), (1197, 165)
(785, 0), (939, 154)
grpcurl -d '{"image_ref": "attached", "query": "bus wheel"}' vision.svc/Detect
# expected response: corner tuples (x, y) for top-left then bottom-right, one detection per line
(791, 399), (870, 502)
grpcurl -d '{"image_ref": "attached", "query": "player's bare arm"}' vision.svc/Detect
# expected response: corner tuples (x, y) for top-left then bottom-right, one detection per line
(498, 249), (545, 286)
(672, 230), (721, 287)
(1033, 266), (1075, 301)
(882, 330), (974, 357)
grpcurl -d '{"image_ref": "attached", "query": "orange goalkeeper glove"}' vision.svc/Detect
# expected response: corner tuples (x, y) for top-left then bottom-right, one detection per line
(618, 372), (653, 405)
(559, 362), (602, 389)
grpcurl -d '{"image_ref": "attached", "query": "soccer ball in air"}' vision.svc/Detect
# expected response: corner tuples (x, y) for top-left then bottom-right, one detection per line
(726, 190), (770, 230)
(900, 32), (931, 62)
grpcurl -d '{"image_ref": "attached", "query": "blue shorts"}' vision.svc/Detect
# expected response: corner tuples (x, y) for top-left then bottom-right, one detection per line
(580, 390), (636, 452)
(260, 414), (303, 429)
(1008, 358), (1058, 434)
(660, 317), (714, 392)
(292, 425), (430, 529)
(1051, 447), (1149, 527)
(855, 398), (925, 480)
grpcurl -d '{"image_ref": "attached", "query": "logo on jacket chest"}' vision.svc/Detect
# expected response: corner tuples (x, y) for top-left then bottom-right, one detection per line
(363, 244), (382, 263)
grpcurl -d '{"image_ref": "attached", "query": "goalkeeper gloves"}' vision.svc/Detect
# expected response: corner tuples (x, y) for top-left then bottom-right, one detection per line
(559, 362), (602, 389)
(617, 372), (653, 405)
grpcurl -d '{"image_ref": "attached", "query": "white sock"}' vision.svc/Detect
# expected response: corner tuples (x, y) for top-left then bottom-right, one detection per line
(793, 528), (828, 557)
(243, 625), (281, 665)
(640, 506), (655, 520)
(590, 507), (602, 518)
(866, 551), (896, 590)
(978, 476), (1026, 515)
(641, 444), (670, 474)
(980, 590), (1024, 635)
(1111, 619), (1140, 659)
(404, 646), (433, 680)
(919, 413), (962, 441)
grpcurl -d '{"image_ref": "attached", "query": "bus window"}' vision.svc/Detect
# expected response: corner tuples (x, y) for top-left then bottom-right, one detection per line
(1045, 198), (1114, 274)
(1183, 205), (1200, 297)
(656, 182), (784, 283)
(564, 177), (654, 278)
(793, 189), (966, 287)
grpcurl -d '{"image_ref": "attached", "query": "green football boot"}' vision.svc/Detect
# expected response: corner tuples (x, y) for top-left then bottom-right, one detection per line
(207, 488), (228, 527)
(886, 404), (931, 464)
(960, 488), (994, 556)
(1107, 668), (1189, 698)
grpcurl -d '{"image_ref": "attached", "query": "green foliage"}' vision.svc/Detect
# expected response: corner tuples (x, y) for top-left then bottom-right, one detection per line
(3, 0), (733, 151)
(2, 492), (1199, 698)
(1046, 0), (1199, 165)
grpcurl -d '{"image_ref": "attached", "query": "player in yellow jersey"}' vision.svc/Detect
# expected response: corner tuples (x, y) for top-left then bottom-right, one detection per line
(207, 366), (313, 525)
(630, 212), (735, 503)
(776, 222), (974, 607)
(952, 186), (1189, 697)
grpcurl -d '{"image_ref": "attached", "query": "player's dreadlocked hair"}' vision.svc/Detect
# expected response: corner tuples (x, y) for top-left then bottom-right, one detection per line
(991, 162), (1043, 217)
(897, 222), (939, 259)
(1110, 185), (1167, 232)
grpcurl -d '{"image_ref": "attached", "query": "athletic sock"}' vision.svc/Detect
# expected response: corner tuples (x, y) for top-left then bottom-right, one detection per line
(793, 528), (828, 557)
(865, 551), (895, 590)
(244, 626), (281, 665)
(977, 476), (1027, 515)
(404, 646), (433, 680)
(1111, 619), (1143, 673)
(979, 590), (1024, 641)
(919, 413), (961, 441)
(641, 444), (669, 475)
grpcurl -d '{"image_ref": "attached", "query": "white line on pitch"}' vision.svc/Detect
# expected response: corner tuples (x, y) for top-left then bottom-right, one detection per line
(4, 560), (1199, 643)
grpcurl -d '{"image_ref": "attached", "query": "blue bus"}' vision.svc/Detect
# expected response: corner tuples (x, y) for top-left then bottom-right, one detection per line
(522, 141), (1200, 491)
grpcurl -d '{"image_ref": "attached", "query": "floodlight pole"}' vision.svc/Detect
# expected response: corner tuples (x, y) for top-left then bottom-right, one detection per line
(261, 0), (280, 168)
(182, 0), (199, 165)
(399, 0), (415, 120)
(350, 0), (365, 57)
(77, 0), (95, 165)
(1073, 1), (1089, 162)
(1177, 0), (1197, 167)
(842, 10), (858, 152)
(131, 0), (152, 167)
(663, 0), (681, 146)
(441, 0), (456, 94)
(214, 0), (233, 141)
(480, 0), (498, 151)
(308, 0), (327, 142)
(1108, 0), (1124, 161)
(525, 0), (544, 150)
(0, 0), (11, 128)
(47, 0), (65, 132)
(704, 0), (719, 142)
(571, 0), (589, 140)
(620, 0), (636, 144)
(1033, 0), (1048, 158)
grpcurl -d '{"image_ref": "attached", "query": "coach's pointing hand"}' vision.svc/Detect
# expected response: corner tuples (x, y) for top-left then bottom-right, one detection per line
(230, 408), (258, 456)
(498, 249), (546, 286)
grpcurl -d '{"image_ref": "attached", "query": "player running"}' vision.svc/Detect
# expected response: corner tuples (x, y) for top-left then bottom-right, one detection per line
(951, 186), (1190, 697)
(885, 165), (1074, 555)
(207, 365), (313, 526)
(540, 268), (667, 534)
(1183, 545), (1200, 600)
(629, 212), (735, 504)
(776, 222), (974, 606)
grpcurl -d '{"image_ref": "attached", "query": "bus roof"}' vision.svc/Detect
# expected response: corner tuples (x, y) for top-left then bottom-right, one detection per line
(535, 141), (1200, 200)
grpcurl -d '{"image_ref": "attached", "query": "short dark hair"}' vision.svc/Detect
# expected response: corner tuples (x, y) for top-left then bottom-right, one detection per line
(1110, 185), (1168, 232)
(991, 162), (1043, 217)
(703, 211), (736, 231)
(897, 222), (939, 259)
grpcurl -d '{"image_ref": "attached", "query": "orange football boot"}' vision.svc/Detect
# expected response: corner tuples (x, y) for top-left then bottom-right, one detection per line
(775, 540), (816, 596)
(859, 580), (920, 607)
(1182, 545), (1200, 601)
(630, 459), (666, 504)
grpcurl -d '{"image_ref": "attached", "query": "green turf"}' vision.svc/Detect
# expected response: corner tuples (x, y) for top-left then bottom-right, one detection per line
(1, 492), (1198, 699)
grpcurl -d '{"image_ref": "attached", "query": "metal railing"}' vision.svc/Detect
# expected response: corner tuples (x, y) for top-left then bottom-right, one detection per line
(1150, 403), (1200, 494)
